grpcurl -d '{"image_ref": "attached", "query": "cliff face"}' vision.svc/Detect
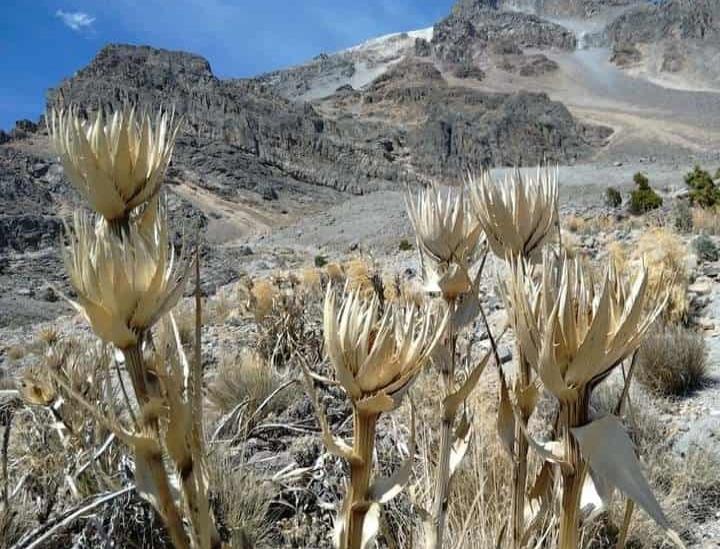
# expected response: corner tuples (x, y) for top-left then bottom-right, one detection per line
(48, 43), (599, 195)
(606, 0), (720, 85)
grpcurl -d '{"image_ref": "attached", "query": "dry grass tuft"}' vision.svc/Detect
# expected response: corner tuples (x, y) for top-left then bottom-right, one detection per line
(343, 257), (375, 293)
(632, 227), (689, 324)
(208, 446), (275, 547)
(297, 266), (323, 293)
(692, 206), (720, 235)
(324, 261), (345, 283)
(565, 214), (588, 234)
(207, 351), (290, 431)
(636, 324), (707, 395)
(249, 279), (279, 322)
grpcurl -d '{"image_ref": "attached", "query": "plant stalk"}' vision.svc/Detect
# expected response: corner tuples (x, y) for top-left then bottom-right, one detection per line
(122, 342), (149, 406)
(142, 446), (192, 549)
(510, 352), (531, 548)
(345, 408), (379, 549)
(429, 321), (456, 549)
(558, 391), (590, 549)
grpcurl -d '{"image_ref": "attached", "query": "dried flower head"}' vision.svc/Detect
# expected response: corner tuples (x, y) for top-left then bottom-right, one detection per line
(406, 184), (482, 299)
(324, 288), (447, 413)
(49, 106), (180, 223)
(470, 167), (557, 261)
(62, 207), (189, 349)
(506, 253), (664, 402)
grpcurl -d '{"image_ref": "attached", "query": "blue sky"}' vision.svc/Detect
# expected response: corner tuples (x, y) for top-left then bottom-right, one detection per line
(0, 0), (454, 130)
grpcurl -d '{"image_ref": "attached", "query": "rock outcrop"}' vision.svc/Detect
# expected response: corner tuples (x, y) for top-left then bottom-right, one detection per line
(606, 1), (720, 86)
(432, 0), (577, 66)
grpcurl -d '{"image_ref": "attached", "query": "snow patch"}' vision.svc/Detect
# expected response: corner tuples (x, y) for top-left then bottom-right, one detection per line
(342, 27), (434, 56)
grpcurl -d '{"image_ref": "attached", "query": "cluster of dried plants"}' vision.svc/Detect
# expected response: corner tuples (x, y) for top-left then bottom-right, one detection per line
(0, 103), (706, 549)
(18, 104), (221, 549)
(298, 167), (686, 549)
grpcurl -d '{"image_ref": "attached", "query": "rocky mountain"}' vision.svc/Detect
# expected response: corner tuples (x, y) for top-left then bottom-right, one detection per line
(1, 0), (634, 326)
(603, 1), (720, 87)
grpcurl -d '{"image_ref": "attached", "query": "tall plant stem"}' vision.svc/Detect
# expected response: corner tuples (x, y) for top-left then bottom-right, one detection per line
(510, 351), (531, 548)
(122, 343), (150, 406)
(429, 320), (456, 549)
(142, 446), (192, 549)
(558, 391), (590, 549)
(345, 409), (379, 549)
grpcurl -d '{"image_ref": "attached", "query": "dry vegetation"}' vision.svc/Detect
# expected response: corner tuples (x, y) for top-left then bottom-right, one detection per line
(636, 324), (708, 396)
(1, 104), (717, 549)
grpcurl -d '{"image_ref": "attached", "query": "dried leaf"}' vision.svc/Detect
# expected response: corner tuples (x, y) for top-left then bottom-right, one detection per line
(516, 414), (571, 473)
(443, 349), (490, 419)
(497, 369), (515, 458)
(361, 502), (381, 549)
(356, 392), (396, 415)
(298, 358), (360, 464)
(449, 413), (472, 479)
(368, 403), (416, 504)
(571, 416), (685, 547)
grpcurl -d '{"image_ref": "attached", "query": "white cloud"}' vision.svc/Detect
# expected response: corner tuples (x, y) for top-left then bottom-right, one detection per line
(55, 9), (96, 32)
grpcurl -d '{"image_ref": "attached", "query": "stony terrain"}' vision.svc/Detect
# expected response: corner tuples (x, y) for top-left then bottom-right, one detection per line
(3, 0), (720, 546)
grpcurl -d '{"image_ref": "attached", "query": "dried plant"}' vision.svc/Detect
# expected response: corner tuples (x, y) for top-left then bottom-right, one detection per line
(505, 252), (683, 548)
(48, 103), (221, 549)
(632, 228), (689, 323)
(636, 323), (707, 395)
(304, 288), (447, 549)
(469, 167), (558, 262)
(470, 166), (559, 548)
(406, 182), (491, 549)
(48, 106), (180, 230)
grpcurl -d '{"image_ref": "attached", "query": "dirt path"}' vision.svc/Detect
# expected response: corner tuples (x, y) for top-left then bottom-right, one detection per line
(171, 181), (275, 245)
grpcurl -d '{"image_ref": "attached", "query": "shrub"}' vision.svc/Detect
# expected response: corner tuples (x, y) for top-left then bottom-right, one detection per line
(605, 186), (622, 208)
(629, 172), (663, 214)
(673, 200), (693, 233)
(692, 234), (719, 262)
(207, 351), (290, 431)
(565, 214), (587, 233)
(692, 206), (720, 235)
(685, 166), (720, 208)
(313, 254), (327, 268)
(633, 227), (689, 324)
(636, 324), (707, 395)
(398, 238), (413, 251)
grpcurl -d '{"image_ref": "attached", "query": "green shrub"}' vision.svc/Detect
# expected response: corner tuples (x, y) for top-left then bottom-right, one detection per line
(714, 167), (720, 181)
(314, 254), (328, 268)
(629, 172), (662, 214)
(692, 234), (719, 262)
(685, 166), (720, 208)
(605, 186), (622, 208)
(399, 239), (413, 251)
(673, 200), (693, 233)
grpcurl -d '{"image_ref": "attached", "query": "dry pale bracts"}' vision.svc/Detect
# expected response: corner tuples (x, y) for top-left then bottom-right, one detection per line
(469, 167), (558, 261)
(61, 207), (190, 350)
(312, 287), (447, 549)
(48, 106), (181, 226)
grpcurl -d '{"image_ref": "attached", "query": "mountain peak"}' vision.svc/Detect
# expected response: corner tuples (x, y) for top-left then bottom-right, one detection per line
(79, 43), (214, 82)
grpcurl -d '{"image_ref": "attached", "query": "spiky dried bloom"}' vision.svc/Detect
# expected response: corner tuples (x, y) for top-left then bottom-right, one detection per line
(506, 253), (664, 402)
(406, 184), (482, 298)
(62, 208), (189, 350)
(324, 288), (447, 412)
(469, 167), (557, 261)
(48, 106), (180, 223)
